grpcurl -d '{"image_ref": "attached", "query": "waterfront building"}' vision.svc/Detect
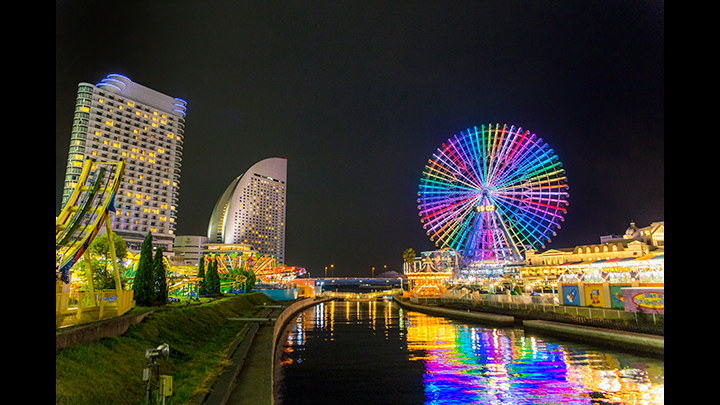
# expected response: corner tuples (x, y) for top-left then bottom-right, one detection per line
(59, 74), (187, 253)
(404, 221), (664, 294)
(521, 221), (664, 287)
(172, 235), (209, 266)
(207, 157), (287, 263)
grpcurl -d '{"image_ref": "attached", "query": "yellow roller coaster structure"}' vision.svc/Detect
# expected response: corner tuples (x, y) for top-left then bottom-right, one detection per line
(56, 159), (132, 328)
(56, 159), (125, 285)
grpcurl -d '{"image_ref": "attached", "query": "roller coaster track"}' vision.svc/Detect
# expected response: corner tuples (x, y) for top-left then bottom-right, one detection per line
(56, 159), (125, 283)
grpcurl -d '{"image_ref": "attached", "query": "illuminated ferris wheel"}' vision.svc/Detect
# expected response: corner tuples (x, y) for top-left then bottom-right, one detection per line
(417, 123), (569, 268)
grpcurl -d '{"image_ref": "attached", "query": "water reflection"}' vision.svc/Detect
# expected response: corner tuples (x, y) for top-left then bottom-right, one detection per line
(276, 300), (663, 405)
(405, 310), (663, 404)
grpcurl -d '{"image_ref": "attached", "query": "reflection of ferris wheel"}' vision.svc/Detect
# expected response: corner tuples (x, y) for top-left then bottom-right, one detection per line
(418, 123), (569, 267)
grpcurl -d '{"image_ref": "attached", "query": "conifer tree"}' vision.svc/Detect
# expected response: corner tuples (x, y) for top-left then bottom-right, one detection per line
(133, 231), (155, 306)
(207, 257), (221, 295)
(153, 246), (168, 305)
(213, 258), (222, 294)
(246, 269), (256, 292)
(197, 257), (207, 297)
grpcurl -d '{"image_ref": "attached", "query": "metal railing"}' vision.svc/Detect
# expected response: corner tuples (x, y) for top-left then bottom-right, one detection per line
(56, 290), (134, 329)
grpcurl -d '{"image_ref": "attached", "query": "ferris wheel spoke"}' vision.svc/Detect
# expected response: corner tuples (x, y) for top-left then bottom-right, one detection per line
(434, 144), (482, 189)
(421, 194), (478, 229)
(487, 126), (526, 186)
(437, 210), (476, 249)
(422, 170), (480, 193)
(497, 205), (559, 247)
(460, 127), (488, 186)
(453, 132), (487, 188)
(427, 203), (477, 241)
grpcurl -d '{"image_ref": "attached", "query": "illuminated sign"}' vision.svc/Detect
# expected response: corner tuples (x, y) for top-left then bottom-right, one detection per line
(474, 204), (496, 212)
(621, 288), (664, 314)
(632, 292), (664, 310)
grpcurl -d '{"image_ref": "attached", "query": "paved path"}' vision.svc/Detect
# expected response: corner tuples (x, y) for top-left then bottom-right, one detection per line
(523, 320), (664, 356)
(225, 307), (284, 405)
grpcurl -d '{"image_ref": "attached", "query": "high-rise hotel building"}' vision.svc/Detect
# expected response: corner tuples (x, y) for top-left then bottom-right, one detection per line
(207, 158), (287, 263)
(60, 74), (187, 253)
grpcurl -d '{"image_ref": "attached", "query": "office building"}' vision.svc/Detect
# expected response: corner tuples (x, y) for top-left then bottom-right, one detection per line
(207, 157), (287, 263)
(60, 74), (187, 253)
(172, 235), (210, 266)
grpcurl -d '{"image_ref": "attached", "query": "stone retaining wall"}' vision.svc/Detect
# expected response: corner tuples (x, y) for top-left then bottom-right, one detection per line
(56, 310), (154, 352)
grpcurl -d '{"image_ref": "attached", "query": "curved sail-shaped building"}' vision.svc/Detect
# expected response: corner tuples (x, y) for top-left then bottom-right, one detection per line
(207, 157), (287, 263)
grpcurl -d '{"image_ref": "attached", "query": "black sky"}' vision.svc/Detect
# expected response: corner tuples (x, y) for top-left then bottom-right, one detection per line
(56, 1), (664, 278)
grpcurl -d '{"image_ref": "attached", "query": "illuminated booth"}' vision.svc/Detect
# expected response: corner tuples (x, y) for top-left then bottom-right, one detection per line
(405, 251), (454, 296)
(558, 255), (663, 310)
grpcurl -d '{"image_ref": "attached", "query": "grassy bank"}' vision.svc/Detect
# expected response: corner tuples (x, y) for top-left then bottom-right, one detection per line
(56, 292), (275, 405)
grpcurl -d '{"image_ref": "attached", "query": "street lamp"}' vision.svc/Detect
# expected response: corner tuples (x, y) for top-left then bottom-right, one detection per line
(144, 343), (171, 404)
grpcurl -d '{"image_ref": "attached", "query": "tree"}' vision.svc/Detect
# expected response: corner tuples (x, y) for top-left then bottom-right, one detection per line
(205, 257), (215, 295)
(153, 246), (168, 305)
(403, 248), (416, 268)
(133, 231), (156, 306)
(89, 231), (128, 264)
(244, 269), (256, 292)
(197, 256), (207, 297)
(89, 257), (125, 291)
(206, 257), (221, 295)
(72, 231), (128, 292)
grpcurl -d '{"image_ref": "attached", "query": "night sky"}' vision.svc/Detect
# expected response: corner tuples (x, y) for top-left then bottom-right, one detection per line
(56, 1), (664, 278)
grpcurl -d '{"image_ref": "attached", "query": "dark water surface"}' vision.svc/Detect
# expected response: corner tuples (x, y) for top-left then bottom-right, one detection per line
(274, 299), (663, 404)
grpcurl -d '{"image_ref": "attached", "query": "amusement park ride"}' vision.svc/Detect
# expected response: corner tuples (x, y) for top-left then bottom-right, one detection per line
(120, 251), (306, 298)
(407, 123), (570, 295)
(56, 158), (305, 327)
(56, 159), (126, 288)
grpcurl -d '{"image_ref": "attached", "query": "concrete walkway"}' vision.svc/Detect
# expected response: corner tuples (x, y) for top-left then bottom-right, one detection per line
(393, 296), (515, 326)
(224, 307), (283, 405)
(523, 320), (664, 356)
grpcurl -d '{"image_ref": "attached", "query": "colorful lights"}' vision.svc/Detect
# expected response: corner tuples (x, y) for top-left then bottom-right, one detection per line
(404, 311), (664, 405)
(278, 302), (663, 405)
(418, 124), (569, 266)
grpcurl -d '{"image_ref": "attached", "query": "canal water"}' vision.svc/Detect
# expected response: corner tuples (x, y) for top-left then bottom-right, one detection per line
(273, 299), (664, 405)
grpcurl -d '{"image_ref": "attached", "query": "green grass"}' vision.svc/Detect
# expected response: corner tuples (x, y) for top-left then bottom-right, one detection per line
(56, 292), (275, 405)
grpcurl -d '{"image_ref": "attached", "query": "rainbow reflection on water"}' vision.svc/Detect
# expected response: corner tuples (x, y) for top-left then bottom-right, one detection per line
(276, 300), (663, 405)
(404, 309), (663, 404)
